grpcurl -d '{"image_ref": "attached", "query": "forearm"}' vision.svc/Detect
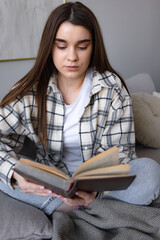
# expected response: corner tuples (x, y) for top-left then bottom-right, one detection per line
(0, 153), (18, 187)
(0, 135), (26, 186)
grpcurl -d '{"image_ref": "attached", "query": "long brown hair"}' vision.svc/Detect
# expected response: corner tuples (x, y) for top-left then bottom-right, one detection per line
(0, 1), (128, 146)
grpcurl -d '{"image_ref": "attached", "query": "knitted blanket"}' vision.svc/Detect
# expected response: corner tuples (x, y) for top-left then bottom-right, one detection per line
(51, 199), (160, 240)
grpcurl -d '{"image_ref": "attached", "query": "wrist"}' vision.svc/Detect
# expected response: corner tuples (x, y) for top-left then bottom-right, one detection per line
(11, 171), (19, 189)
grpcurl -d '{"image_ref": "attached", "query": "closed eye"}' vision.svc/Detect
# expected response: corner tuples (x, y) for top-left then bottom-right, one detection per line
(78, 46), (87, 50)
(57, 45), (66, 49)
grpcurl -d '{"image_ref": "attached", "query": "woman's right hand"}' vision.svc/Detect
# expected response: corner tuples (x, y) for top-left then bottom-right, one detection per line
(12, 171), (76, 212)
(12, 171), (56, 196)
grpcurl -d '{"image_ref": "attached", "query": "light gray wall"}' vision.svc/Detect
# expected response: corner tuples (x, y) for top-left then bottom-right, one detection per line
(0, 0), (160, 100)
(0, 59), (35, 100)
(76, 0), (160, 90)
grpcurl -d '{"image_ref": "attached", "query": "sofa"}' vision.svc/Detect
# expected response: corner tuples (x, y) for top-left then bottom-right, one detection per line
(125, 73), (160, 164)
(0, 73), (160, 240)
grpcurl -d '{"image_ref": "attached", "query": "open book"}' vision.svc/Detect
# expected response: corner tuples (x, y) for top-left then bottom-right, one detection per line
(14, 147), (135, 198)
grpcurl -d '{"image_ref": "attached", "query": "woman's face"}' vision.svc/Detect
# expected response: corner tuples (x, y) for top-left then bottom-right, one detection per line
(52, 21), (92, 82)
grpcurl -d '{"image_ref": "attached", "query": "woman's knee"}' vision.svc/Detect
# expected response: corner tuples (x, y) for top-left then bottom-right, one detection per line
(103, 158), (160, 205)
(130, 157), (160, 177)
(129, 158), (160, 204)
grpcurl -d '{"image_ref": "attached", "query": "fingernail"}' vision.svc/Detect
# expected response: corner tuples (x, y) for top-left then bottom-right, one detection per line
(46, 190), (52, 194)
(63, 198), (69, 202)
(40, 186), (45, 190)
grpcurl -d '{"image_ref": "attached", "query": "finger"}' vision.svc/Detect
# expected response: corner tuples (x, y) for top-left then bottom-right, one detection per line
(14, 172), (60, 196)
(21, 186), (60, 197)
(13, 172), (45, 192)
(33, 192), (58, 197)
(18, 180), (53, 195)
(62, 196), (86, 206)
(75, 191), (96, 202)
(20, 181), (44, 193)
(59, 192), (92, 206)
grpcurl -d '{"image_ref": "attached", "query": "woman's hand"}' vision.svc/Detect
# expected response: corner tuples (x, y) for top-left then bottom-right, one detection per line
(12, 171), (55, 196)
(58, 191), (97, 208)
(12, 172), (97, 208)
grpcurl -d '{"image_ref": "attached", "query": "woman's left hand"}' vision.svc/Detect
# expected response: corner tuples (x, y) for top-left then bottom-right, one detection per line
(57, 191), (97, 208)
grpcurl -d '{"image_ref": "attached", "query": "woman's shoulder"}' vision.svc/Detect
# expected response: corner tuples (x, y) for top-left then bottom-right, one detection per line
(93, 70), (123, 91)
(8, 85), (37, 110)
(92, 70), (130, 103)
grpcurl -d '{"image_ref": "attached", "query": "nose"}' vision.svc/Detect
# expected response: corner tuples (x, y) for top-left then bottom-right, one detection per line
(67, 47), (78, 62)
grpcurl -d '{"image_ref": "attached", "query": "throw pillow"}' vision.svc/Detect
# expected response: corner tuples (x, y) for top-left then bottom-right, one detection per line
(153, 91), (160, 98)
(0, 190), (53, 240)
(131, 92), (160, 148)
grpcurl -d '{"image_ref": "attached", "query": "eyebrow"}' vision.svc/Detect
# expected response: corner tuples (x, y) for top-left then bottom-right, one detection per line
(54, 38), (91, 44)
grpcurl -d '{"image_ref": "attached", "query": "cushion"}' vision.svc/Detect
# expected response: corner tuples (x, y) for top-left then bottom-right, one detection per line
(153, 91), (160, 98)
(0, 190), (53, 240)
(131, 92), (160, 148)
(125, 73), (156, 94)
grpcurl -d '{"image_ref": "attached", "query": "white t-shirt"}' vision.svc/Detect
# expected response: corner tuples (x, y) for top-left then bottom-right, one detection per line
(62, 70), (92, 174)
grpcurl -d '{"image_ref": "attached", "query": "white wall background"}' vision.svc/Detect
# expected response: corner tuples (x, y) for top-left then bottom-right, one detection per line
(0, 0), (61, 60)
(0, 0), (160, 100)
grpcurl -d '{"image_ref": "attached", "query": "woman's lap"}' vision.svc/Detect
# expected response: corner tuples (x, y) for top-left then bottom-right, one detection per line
(1, 157), (160, 215)
(103, 157), (160, 205)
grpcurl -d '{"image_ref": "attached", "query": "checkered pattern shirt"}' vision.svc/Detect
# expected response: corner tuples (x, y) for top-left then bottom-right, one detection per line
(0, 70), (136, 187)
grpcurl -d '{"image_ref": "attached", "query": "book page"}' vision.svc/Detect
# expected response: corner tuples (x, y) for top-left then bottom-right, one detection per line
(19, 158), (69, 180)
(75, 174), (133, 180)
(75, 164), (130, 179)
(73, 146), (119, 178)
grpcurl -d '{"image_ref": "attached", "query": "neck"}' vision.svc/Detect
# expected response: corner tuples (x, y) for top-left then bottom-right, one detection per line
(57, 73), (85, 89)
(57, 74), (86, 105)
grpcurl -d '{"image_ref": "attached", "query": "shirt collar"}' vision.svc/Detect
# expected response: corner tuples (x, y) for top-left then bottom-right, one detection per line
(47, 74), (59, 95)
(91, 70), (119, 95)
(47, 69), (116, 95)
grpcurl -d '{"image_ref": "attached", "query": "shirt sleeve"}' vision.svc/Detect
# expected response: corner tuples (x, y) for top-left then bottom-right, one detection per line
(0, 98), (27, 187)
(99, 83), (137, 163)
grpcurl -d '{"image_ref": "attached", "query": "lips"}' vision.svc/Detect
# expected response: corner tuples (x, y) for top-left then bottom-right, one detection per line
(66, 65), (78, 69)
(66, 66), (78, 68)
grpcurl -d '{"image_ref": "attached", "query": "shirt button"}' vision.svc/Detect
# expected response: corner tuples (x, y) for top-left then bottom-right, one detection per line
(84, 146), (88, 150)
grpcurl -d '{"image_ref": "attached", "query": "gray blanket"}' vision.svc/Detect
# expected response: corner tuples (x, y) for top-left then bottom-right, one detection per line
(51, 199), (160, 240)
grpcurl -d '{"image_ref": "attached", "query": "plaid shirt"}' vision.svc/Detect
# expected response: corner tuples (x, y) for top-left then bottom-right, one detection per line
(0, 70), (136, 187)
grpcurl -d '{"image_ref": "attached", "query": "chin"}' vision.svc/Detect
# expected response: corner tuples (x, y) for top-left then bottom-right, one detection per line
(64, 72), (81, 79)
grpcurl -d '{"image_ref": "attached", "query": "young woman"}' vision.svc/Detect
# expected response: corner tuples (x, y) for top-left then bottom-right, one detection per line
(0, 2), (160, 215)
